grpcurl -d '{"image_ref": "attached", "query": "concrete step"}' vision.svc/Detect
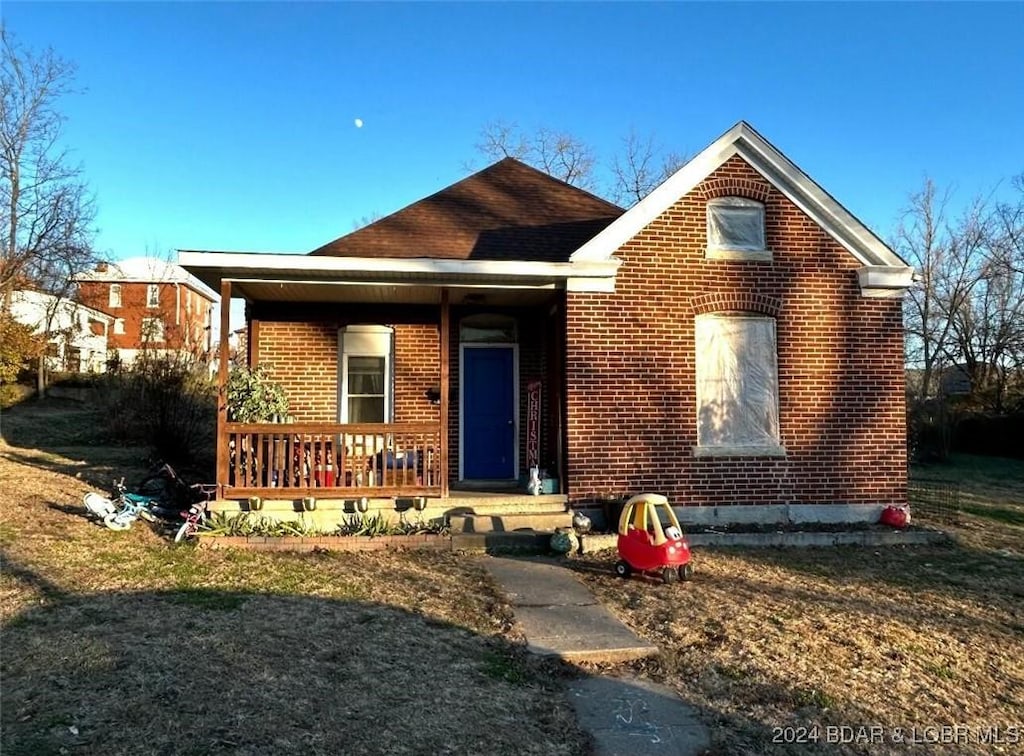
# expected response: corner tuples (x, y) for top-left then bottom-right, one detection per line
(444, 494), (567, 515)
(449, 510), (572, 534)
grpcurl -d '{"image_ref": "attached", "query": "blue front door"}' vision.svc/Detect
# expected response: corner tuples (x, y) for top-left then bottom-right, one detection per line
(462, 346), (515, 479)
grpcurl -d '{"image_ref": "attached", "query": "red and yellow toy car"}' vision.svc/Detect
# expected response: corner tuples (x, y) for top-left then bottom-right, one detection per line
(615, 493), (694, 583)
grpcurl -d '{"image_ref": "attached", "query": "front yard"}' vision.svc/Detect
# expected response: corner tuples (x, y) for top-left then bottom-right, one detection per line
(0, 402), (585, 756)
(2, 397), (1022, 754)
(573, 455), (1024, 754)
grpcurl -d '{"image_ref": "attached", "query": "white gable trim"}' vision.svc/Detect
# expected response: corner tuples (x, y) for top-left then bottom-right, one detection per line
(571, 121), (911, 276)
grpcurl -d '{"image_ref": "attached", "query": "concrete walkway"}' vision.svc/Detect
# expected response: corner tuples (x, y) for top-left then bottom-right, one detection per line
(481, 556), (711, 756)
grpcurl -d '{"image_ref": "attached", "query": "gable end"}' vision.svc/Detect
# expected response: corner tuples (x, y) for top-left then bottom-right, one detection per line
(570, 122), (913, 297)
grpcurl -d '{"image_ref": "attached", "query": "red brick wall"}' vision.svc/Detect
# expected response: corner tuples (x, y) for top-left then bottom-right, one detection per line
(565, 155), (907, 507)
(77, 281), (212, 353)
(394, 324), (441, 424)
(257, 320), (442, 424)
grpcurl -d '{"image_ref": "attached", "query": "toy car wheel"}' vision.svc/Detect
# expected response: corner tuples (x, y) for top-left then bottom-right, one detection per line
(678, 563), (694, 581)
(614, 560), (632, 578)
(661, 566), (678, 584)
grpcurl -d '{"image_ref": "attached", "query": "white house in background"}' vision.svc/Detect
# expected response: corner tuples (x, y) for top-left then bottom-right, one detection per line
(8, 290), (114, 373)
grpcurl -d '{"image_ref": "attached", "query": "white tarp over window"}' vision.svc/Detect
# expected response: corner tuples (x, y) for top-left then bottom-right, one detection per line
(707, 197), (765, 251)
(695, 314), (780, 448)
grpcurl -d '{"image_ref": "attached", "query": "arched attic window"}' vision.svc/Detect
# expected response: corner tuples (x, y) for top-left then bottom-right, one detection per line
(706, 197), (771, 261)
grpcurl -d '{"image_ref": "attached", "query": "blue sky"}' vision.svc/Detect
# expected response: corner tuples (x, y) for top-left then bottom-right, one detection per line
(4, 1), (1023, 263)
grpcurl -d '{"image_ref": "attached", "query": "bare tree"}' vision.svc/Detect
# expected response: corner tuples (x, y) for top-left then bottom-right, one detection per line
(474, 120), (598, 191)
(1, 29), (96, 311)
(610, 128), (688, 207)
(947, 178), (1024, 410)
(897, 179), (981, 401)
(1, 30), (96, 393)
(474, 120), (688, 203)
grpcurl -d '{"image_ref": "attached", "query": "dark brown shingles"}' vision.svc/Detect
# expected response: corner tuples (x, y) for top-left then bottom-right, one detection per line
(309, 158), (624, 263)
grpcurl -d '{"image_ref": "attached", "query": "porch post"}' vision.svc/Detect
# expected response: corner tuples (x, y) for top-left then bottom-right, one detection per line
(439, 288), (450, 497)
(216, 280), (231, 496)
(554, 294), (567, 495)
(248, 318), (260, 367)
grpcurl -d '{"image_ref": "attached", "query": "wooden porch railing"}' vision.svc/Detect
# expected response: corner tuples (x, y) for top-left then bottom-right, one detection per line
(222, 422), (442, 498)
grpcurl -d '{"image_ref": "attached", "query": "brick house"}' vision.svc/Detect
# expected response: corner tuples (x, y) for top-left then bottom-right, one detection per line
(180, 122), (914, 519)
(76, 257), (218, 366)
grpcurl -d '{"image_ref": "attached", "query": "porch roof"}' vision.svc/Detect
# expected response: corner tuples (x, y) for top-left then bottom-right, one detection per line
(177, 251), (621, 304)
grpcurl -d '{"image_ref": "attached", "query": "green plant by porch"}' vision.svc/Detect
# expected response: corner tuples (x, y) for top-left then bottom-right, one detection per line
(226, 364), (289, 423)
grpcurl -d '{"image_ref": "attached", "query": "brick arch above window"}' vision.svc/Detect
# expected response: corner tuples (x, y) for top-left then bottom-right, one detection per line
(689, 292), (782, 317)
(698, 176), (772, 203)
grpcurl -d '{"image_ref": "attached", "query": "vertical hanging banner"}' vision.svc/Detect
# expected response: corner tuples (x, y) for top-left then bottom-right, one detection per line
(526, 380), (541, 469)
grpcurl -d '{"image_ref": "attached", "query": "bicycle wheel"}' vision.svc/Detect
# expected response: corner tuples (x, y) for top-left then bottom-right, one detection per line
(174, 521), (193, 543)
(104, 513), (130, 531)
(84, 493), (116, 518)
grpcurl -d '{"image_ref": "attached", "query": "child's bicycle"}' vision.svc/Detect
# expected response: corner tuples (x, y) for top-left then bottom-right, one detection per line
(173, 484), (217, 543)
(83, 479), (159, 531)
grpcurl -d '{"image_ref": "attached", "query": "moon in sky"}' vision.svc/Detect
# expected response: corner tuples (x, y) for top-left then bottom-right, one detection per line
(354, 118), (364, 128)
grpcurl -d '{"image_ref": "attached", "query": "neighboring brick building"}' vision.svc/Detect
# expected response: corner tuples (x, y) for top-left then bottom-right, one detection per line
(181, 122), (914, 514)
(76, 257), (218, 366)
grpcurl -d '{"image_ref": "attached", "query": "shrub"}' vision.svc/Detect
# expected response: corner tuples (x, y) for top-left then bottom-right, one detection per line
(96, 352), (216, 469)
(226, 364), (289, 422)
(0, 312), (42, 386)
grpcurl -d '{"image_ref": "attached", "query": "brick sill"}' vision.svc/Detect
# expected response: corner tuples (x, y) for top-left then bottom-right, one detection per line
(692, 445), (786, 458)
(705, 247), (773, 262)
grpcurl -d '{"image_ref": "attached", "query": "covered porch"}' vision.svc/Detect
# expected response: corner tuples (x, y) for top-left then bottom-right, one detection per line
(181, 252), (617, 506)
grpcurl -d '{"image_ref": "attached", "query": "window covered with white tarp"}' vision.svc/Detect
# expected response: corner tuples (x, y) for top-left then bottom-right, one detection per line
(707, 197), (765, 252)
(695, 314), (780, 451)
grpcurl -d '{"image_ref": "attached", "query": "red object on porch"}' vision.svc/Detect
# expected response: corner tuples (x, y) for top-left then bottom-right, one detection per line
(879, 505), (910, 528)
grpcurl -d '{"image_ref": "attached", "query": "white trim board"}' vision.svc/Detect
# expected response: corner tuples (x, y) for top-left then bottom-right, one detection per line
(570, 121), (912, 276)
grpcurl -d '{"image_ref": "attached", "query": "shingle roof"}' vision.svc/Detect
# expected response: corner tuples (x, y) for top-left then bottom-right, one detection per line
(309, 158), (624, 263)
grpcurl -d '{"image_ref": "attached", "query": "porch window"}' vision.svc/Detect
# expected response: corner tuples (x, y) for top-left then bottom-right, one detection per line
(694, 313), (782, 456)
(346, 356), (386, 422)
(338, 325), (393, 423)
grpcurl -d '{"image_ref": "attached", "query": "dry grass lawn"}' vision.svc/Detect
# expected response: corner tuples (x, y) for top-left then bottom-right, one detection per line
(4, 397), (1023, 755)
(0, 401), (586, 756)
(570, 455), (1024, 754)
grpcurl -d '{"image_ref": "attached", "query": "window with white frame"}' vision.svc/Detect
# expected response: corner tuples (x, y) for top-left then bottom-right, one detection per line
(694, 313), (782, 455)
(706, 197), (768, 259)
(146, 284), (160, 308)
(109, 284), (122, 308)
(141, 317), (165, 343)
(338, 326), (393, 423)
(113, 318), (125, 335)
